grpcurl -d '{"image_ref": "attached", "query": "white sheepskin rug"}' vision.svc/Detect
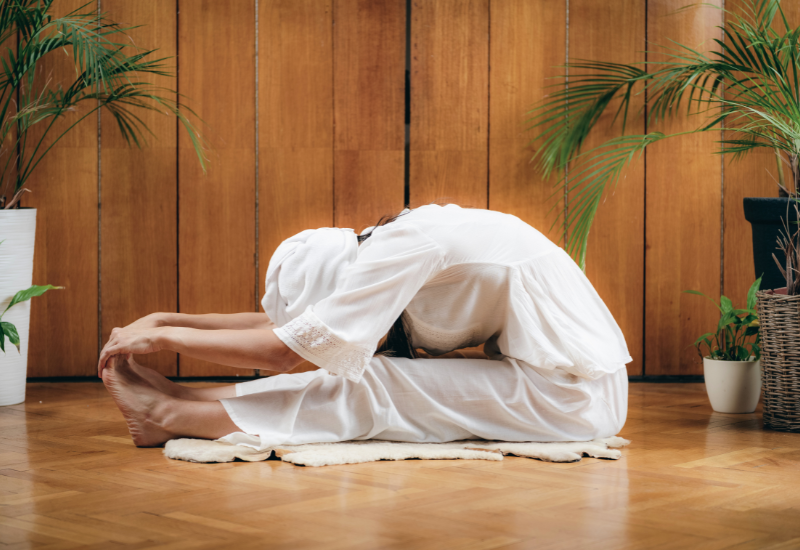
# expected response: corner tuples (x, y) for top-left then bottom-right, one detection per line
(163, 436), (631, 467)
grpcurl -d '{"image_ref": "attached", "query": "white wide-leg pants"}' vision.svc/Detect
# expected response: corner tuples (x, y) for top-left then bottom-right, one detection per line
(219, 356), (628, 451)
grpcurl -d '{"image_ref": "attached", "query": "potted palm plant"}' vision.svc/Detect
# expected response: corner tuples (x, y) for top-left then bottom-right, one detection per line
(686, 278), (763, 413)
(526, 0), (798, 285)
(0, 0), (205, 406)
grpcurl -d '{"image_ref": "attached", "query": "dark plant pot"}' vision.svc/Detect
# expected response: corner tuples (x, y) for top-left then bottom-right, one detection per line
(743, 197), (800, 290)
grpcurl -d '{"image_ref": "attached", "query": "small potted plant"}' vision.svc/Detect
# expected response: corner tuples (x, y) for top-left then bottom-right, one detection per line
(685, 278), (763, 414)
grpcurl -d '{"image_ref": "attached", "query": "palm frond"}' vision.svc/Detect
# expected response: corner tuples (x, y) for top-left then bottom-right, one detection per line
(526, 0), (800, 266)
(0, 0), (206, 207)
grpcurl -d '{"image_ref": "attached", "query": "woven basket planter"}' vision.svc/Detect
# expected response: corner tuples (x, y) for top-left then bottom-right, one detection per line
(756, 290), (800, 432)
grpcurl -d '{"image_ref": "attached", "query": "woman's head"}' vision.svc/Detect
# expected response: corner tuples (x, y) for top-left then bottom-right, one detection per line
(262, 227), (358, 326)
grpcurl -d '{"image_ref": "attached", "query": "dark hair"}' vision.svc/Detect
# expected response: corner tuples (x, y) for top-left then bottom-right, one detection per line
(356, 209), (411, 244)
(358, 208), (419, 359)
(361, 201), (468, 358)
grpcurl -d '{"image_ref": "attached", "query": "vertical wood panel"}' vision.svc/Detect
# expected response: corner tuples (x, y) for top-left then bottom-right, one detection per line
(101, 0), (177, 376)
(723, 2), (800, 302)
(334, 0), (405, 231)
(26, 0), (99, 377)
(259, 0), (333, 294)
(259, 0), (334, 376)
(409, 0), (489, 208)
(646, 0), (723, 376)
(179, 0), (256, 377)
(571, 0), (645, 376)
(0, 33), (15, 208)
(488, 0), (565, 243)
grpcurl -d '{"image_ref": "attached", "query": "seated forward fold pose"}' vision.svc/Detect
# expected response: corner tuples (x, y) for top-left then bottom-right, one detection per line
(98, 204), (632, 448)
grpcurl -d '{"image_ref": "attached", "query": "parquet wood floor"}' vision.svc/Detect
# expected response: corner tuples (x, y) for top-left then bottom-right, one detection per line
(2, 382), (800, 549)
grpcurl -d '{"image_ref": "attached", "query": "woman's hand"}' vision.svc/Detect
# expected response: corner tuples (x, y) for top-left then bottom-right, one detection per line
(98, 326), (163, 376)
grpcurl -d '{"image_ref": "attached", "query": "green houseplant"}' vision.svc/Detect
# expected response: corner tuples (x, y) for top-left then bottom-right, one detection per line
(685, 277), (763, 413)
(526, 0), (798, 286)
(0, 0), (205, 406)
(0, 0), (205, 207)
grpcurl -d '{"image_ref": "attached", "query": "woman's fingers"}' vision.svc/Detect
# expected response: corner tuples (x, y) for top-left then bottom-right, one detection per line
(98, 331), (117, 376)
(98, 328), (160, 377)
(98, 335), (124, 376)
(98, 346), (117, 377)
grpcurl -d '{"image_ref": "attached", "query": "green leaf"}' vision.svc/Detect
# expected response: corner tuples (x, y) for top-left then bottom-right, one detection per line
(718, 312), (737, 332)
(0, 321), (19, 352)
(684, 289), (722, 312)
(737, 346), (750, 361)
(1, 285), (63, 319)
(720, 295), (733, 314)
(694, 332), (717, 346)
(747, 276), (763, 310)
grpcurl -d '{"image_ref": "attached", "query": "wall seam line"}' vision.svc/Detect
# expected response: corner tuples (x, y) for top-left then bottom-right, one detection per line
(254, 0), (260, 377)
(720, 0), (725, 299)
(176, 0), (181, 377)
(564, 0), (569, 248)
(332, 1), (336, 226)
(642, 0), (648, 377)
(97, 0), (102, 361)
(404, 0), (411, 208)
(486, 0), (490, 210)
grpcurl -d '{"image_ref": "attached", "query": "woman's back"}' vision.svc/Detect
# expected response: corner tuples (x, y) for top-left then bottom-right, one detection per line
(373, 204), (559, 268)
(275, 204), (630, 382)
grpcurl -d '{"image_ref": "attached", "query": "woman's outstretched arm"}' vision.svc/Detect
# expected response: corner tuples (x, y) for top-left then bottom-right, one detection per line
(127, 312), (275, 331)
(98, 326), (303, 376)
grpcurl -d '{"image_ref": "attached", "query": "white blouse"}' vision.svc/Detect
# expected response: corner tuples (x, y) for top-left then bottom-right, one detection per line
(273, 204), (632, 383)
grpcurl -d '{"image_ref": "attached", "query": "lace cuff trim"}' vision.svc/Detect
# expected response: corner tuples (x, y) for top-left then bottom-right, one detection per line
(273, 308), (373, 383)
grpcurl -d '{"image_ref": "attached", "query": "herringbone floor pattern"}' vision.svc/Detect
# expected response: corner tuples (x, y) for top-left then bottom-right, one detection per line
(2, 382), (800, 549)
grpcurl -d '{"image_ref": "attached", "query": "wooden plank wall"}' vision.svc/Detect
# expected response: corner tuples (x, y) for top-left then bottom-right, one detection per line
(22, 0), (774, 378)
(488, 0), (565, 243)
(570, 0), (646, 377)
(410, 0), (488, 209)
(27, 0), (98, 377)
(178, 0), (257, 377)
(333, 0), (406, 231)
(645, 0), (724, 376)
(101, 1), (178, 377)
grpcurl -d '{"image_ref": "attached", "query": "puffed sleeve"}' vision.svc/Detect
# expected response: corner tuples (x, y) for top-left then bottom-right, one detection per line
(273, 223), (445, 382)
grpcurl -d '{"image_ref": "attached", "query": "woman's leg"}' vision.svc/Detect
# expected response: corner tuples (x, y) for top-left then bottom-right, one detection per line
(102, 356), (241, 447)
(219, 355), (618, 448)
(126, 355), (238, 401)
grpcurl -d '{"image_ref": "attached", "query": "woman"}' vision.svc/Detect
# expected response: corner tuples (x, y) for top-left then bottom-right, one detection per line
(99, 204), (631, 448)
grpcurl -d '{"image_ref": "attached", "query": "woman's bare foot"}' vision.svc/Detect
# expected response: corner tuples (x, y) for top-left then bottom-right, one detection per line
(125, 356), (187, 399)
(126, 356), (238, 402)
(102, 356), (176, 447)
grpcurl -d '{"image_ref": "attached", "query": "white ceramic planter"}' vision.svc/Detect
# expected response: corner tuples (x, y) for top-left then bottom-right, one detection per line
(703, 357), (762, 413)
(0, 209), (36, 406)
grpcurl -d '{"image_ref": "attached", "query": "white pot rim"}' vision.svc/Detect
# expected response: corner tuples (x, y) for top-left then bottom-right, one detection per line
(703, 356), (759, 363)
